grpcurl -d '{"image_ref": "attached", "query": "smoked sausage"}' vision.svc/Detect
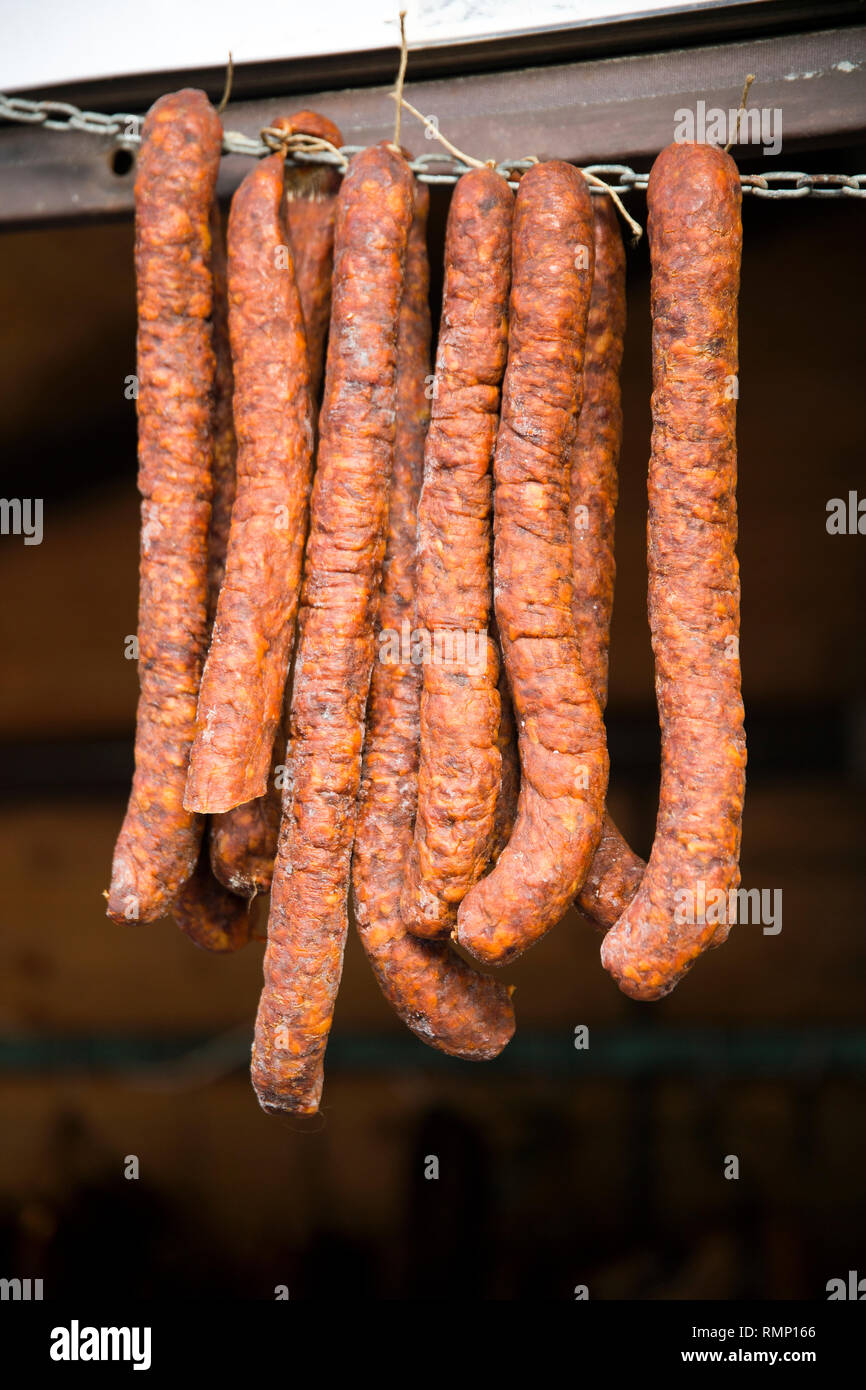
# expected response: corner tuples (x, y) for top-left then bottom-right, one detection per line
(172, 837), (251, 952)
(600, 141), (746, 1000)
(352, 179), (515, 1056)
(278, 110), (343, 402)
(209, 112), (342, 898)
(107, 90), (222, 924)
(570, 195), (646, 930)
(251, 144), (415, 1115)
(184, 152), (314, 815)
(173, 196), (255, 949)
(456, 161), (609, 965)
(401, 168), (513, 937)
(489, 622), (520, 862)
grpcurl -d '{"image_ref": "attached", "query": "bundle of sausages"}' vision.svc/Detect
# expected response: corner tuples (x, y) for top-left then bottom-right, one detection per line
(107, 89), (746, 1115)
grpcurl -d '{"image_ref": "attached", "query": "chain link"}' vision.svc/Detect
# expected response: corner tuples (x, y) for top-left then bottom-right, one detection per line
(2, 91), (865, 196)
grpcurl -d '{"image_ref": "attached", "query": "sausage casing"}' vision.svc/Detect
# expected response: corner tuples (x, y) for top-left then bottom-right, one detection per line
(251, 144), (415, 1114)
(600, 141), (746, 1000)
(570, 195), (646, 930)
(352, 180), (516, 1057)
(209, 112), (342, 898)
(184, 153), (314, 815)
(173, 196), (254, 949)
(107, 90), (222, 924)
(401, 169), (513, 937)
(456, 161), (609, 965)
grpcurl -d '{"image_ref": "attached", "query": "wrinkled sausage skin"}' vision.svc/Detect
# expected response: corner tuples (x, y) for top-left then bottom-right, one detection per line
(600, 142), (746, 1000)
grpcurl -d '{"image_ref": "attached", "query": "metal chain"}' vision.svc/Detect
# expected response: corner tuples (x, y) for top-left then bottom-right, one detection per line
(2, 91), (865, 197)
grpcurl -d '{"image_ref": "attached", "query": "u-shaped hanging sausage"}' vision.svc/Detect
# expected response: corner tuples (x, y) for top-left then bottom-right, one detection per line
(600, 141), (746, 1000)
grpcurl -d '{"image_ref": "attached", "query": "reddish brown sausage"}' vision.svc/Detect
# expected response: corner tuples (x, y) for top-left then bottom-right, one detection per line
(209, 112), (342, 899)
(600, 141), (746, 1000)
(352, 179), (515, 1057)
(400, 168), (513, 937)
(209, 794), (280, 899)
(184, 152), (314, 816)
(278, 110), (343, 403)
(173, 197), (254, 949)
(489, 621), (520, 862)
(570, 195), (646, 930)
(251, 144), (415, 1115)
(456, 161), (609, 965)
(205, 199), (237, 623)
(107, 90), (222, 924)
(172, 837), (250, 951)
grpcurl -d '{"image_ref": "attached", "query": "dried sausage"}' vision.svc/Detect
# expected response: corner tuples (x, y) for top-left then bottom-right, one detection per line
(185, 151), (313, 816)
(205, 198), (236, 623)
(600, 141), (746, 1000)
(251, 144), (415, 1115)
(251, 145), (414, 1112)
(578, 816), (645, 929)
(184, 152), (314, 815)
(456, 160), (609, 965)
(401, 168), (513, 937)
(172, 837), (251, 952)
(174, 197), (254, 949)
(209, 112), (341, 898)
(489, 622), (519, 862)
(107, 90), (222, 924)
(569, 196), (624, 721)
(352, 180), (515, 1056)
(278, 110), (343, 402)
(570, 195), (646, 929)
(209, 794), (280, 900)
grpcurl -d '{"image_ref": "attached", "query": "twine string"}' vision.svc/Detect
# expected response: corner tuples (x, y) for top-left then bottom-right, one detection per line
(390, 93), (487, 170)
(393, 95), (643, 238)
(391, 11), (409, 152)
(725, 73), (757, 153)
(581, 169), (643, 244)
(216, 53), (234, 115)
(259, 126), (349, 171)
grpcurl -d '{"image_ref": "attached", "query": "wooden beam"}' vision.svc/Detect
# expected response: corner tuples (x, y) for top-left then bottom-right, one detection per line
(0, 24), (864, 226)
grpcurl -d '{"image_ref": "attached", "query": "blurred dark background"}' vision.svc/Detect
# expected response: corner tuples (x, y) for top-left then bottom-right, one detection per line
(0, 141), (864, 1302)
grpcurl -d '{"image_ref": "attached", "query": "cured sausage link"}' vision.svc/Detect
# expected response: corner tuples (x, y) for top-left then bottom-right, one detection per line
(352, 181), (516, 1058)
(184, 152), (314, 816)
(173, 197), (255, 950)
(489, 622), (520, 863)
(205, 199), (237, 625)
(569, 196), (625, 718)
(456, 160), (609, 966)
(578, 814), (645, 929)
(571, 196), (647, 930)
(209, 794), (279, 899)
(251, 144), (415, 1115)
(209, 111), (343, 899)
(600, 141), (746, 1000)
(278, 110), (344, 403)
(173, 837), (251, 951)
(107, 90), (222, 925)
(401, 168), (513, 937)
